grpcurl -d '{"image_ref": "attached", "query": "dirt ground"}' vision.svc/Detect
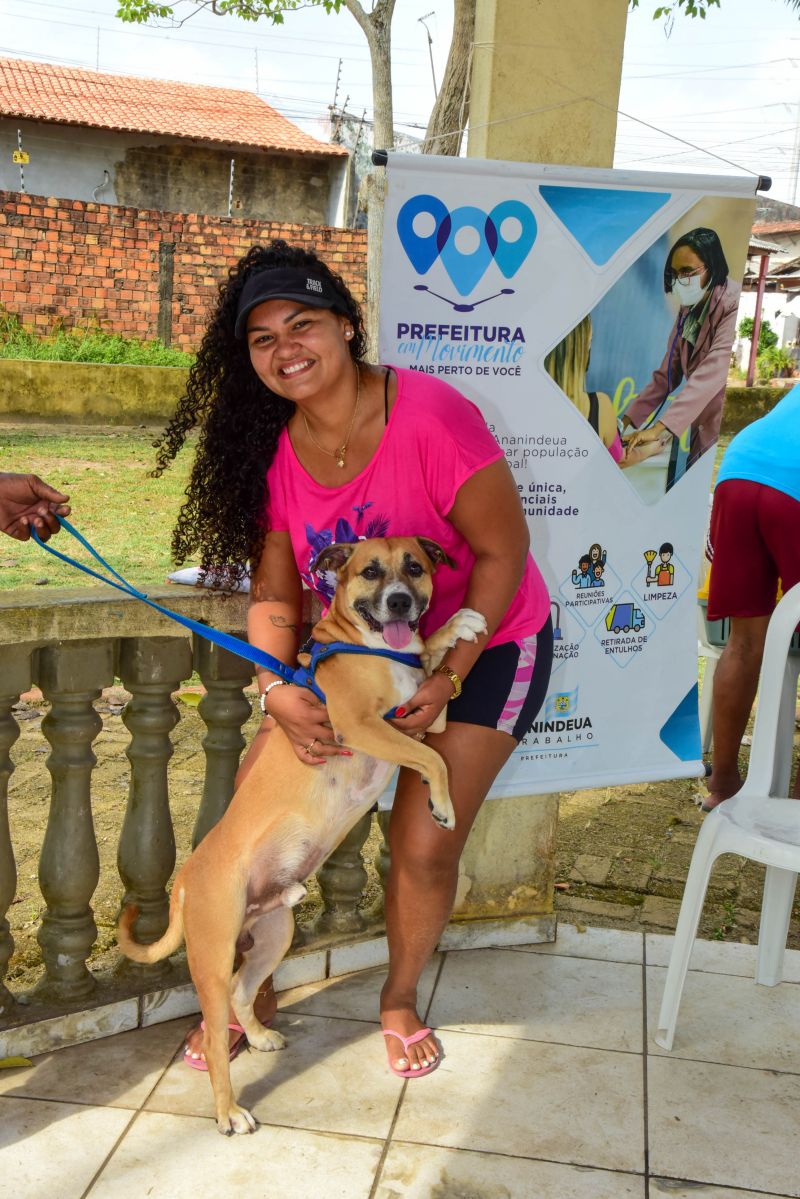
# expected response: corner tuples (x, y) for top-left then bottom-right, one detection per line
(5, 682), (799, 999)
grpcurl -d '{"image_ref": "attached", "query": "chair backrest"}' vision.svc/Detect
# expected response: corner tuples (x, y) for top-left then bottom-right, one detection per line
(741, 581), (800, 800)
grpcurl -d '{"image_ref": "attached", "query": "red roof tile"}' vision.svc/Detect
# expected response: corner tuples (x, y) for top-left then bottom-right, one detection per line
(751, 221), (800, 236)
(0, 56), (346, 157)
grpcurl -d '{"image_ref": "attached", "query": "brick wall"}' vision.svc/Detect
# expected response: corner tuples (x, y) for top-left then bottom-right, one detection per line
(0, 191), (367, 350)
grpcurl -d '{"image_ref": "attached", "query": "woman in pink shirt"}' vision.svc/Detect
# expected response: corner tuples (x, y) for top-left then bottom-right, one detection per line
(155, 241), (552, 1079)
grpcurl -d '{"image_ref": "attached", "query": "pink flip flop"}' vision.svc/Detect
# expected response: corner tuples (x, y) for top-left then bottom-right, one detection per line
(183, 1020), (250, 1071)
(382, 1027), (441, 1079)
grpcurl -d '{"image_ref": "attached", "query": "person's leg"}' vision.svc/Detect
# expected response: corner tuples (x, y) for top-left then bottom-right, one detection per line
(185, 719), (277, 1061)
(704, 614), (770, 810)
(381, 721), (515, 1071)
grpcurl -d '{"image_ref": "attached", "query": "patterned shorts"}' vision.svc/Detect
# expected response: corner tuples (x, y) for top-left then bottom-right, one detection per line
(446, 616), (554, 742)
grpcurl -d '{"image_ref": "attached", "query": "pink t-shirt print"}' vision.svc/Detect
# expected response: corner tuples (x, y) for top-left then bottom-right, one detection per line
(265, 368), (550, 648)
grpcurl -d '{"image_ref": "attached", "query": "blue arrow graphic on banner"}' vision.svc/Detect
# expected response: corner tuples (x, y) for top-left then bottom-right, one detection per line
(539, 185), (671, 265)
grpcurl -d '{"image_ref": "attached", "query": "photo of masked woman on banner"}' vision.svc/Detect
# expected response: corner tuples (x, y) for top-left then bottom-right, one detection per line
(621, 227), (739, 490)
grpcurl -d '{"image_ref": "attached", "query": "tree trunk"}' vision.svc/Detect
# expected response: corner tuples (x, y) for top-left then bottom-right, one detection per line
(423, 0), (475, 156)
(344, 0), (395, 356)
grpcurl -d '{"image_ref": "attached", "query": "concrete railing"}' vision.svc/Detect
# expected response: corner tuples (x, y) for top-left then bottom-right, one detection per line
(0, 585), (555, 1054)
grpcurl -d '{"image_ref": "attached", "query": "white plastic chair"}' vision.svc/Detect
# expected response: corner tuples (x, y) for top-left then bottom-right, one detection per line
(655, 581), (800, 1051)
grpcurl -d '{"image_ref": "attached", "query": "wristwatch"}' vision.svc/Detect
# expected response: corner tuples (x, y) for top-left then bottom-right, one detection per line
(434, 664), (462, 700)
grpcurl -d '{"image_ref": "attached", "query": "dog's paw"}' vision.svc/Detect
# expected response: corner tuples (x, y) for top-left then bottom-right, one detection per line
(247, 1026), (286, 1053)
(448, 608), (488, 643)
(427, 795), (456, 831)
(421, 609), (488, 671)
(217, 1104), (258, 1136)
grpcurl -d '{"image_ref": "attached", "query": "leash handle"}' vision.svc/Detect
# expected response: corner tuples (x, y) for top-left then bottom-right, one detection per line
(30, 519), (296, 684)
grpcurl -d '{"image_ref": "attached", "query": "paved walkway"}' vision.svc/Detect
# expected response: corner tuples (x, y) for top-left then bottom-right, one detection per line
(2, 923), (799, 1199)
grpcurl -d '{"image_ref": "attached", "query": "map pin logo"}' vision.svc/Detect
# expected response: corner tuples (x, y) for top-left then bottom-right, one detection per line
(439, 205), (495, 295)
(397, 194), (450, 275)
(487, 200), (537, 279)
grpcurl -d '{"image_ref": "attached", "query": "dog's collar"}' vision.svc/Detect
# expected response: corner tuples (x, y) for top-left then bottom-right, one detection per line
(293, 639), (423, 717)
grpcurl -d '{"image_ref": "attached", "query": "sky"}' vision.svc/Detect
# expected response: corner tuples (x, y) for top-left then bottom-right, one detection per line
(1, 0), (799, 203)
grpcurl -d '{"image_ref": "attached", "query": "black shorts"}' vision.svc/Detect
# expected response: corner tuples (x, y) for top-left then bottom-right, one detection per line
(447, 616), (554, 742)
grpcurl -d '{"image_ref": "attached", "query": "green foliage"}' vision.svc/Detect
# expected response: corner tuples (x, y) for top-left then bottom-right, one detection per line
(630, 0), (721, 19)
(0, 310), (194, 367)
(116, 0), (342, 25)
(737, 316), (779, 354)
(755, 345), (795, 383)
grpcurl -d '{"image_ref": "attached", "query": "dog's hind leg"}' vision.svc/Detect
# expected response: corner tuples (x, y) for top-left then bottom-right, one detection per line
(230, 891), (304, 1052)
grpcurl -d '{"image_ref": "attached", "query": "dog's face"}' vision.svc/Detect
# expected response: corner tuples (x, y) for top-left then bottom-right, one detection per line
(312, 537), (455, 649)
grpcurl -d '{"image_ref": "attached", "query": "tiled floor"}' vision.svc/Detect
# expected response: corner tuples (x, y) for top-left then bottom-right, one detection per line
(2, 924), (800, 1199)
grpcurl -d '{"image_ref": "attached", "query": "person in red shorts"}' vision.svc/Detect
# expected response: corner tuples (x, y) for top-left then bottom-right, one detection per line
(703, 385), (800, 811)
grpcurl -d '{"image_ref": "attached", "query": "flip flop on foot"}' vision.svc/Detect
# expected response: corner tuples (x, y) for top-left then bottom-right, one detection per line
(183, 1019), (269, 1071)
(382, 1027), (441, 1079)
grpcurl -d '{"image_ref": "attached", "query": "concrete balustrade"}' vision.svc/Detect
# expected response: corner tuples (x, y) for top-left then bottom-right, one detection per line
(0, 585), (555, 1057)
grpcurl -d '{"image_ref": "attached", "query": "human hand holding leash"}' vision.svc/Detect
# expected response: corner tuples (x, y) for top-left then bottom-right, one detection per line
(0, 472), (70, 541)
(265, 683), (352, 765)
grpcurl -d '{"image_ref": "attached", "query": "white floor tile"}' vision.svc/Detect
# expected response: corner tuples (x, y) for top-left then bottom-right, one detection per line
(517, 922), (644, 964)
(88, 1111), (383, 1199)
(376, 1142), (645, 1198)
(430, 948), (643, 1053)
(0, 1019), (186, 1110)
(145, 1011), (404, 1139)
(392, 1027), (645, 1173)
(647, 966), (800, 1071)
(0, 1096), (133, 1199)
(646, 934), (800, 982)
(650, 1184), (795, 1198)
(648, 1055), (800, 1196)
(279, 956), (439, 1023)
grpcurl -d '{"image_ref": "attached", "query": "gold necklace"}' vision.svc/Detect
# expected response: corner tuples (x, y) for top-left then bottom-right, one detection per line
(302, 366), (361, 469)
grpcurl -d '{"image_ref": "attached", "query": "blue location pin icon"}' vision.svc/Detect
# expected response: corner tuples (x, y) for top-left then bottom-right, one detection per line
(439, 205), (495, 296)
(396, 194), (450, 275)
(487, 200), (537, 279)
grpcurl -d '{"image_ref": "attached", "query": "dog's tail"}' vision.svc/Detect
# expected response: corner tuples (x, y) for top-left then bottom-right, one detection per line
(117, 889), (185, 963)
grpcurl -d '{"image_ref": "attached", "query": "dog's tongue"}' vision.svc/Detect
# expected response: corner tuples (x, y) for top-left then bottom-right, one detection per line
(383, 620), (413, 650)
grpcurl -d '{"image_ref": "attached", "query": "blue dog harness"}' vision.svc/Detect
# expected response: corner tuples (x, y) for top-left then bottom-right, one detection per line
(31, 519), (422, 715)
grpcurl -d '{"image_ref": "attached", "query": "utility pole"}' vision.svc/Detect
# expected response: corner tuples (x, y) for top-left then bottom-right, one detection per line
(418, 12), (437, 99)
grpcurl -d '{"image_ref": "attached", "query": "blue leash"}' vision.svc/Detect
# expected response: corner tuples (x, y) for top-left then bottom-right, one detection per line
(30, 518), (421, 713)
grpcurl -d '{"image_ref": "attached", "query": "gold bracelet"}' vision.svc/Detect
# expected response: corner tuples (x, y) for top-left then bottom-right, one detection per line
(434, 664), (462, 700)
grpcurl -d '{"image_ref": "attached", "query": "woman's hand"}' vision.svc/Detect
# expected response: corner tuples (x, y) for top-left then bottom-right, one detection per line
(625, 420), (667, 454)
(0, 472), (70, 541)
(620, 437), (669, 469)
(389, 672), (455, 736)
(265, 684), (352, 765)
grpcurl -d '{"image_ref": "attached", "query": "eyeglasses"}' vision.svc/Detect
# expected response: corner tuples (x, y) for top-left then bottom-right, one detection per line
(667, 267), (704, 284)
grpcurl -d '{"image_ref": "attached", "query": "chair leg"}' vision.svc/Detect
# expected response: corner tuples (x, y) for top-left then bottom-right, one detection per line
(699, 653), (717, 755)
(654, 821), (722, 1051)
(755, 866), (798, 987)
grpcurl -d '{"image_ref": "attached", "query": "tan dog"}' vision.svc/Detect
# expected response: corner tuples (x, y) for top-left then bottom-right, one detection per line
(118, 536), (486, 1135)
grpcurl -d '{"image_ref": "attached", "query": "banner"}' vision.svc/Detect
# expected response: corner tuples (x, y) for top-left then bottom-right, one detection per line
(380, 155), (756, 797)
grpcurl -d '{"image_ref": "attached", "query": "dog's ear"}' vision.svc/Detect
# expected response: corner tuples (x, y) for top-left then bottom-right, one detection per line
(311, 542), (356, 576)
(416, 538), (456, 570)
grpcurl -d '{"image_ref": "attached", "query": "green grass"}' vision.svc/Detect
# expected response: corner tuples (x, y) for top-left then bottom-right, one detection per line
(0, 425), (194, 590)
(0, 311), (195, 367)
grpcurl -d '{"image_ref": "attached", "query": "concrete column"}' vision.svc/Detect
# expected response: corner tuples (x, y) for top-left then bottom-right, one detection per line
(468, 0), (628, 167)
(0, 646), (34, 1017)
(192, 637), (254, 848)
(35, 640), (115, 999)
(117, 635), (192, 982)
(458, 1), (629, 933)
(311, 810), (373, 937)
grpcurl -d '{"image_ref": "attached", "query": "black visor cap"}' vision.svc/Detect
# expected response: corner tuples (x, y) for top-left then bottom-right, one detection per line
(234, 268), (342, 339)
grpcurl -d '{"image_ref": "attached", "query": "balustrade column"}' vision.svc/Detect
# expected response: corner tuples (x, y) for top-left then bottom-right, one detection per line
(35, 640), (114, 999)
(311, 811), (373, 936)
(0, 646), (33, 1017)
(193, 638), (254, 847)
(117, 636), (192, 982)
(373, 809), (392, 917)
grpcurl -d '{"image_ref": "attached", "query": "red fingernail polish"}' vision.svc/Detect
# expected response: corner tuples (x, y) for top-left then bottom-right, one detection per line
(341, 749), (353, 756)
(395, 707), (406, 717)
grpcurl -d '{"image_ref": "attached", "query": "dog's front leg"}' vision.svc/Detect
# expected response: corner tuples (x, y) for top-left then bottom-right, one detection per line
(327, 712), (456, 830)
(421, 608), (488, 674)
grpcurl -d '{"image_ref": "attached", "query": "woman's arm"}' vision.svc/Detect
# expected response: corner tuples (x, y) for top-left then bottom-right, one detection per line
(249, 530), (349, 762)
(392, 458), (530, 733)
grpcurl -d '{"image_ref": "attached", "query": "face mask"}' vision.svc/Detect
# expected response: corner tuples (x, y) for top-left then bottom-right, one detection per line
(672, 273), (708, 308)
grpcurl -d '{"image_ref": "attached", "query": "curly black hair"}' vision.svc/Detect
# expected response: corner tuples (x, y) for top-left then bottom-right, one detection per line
(152, 240), (367, 590)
